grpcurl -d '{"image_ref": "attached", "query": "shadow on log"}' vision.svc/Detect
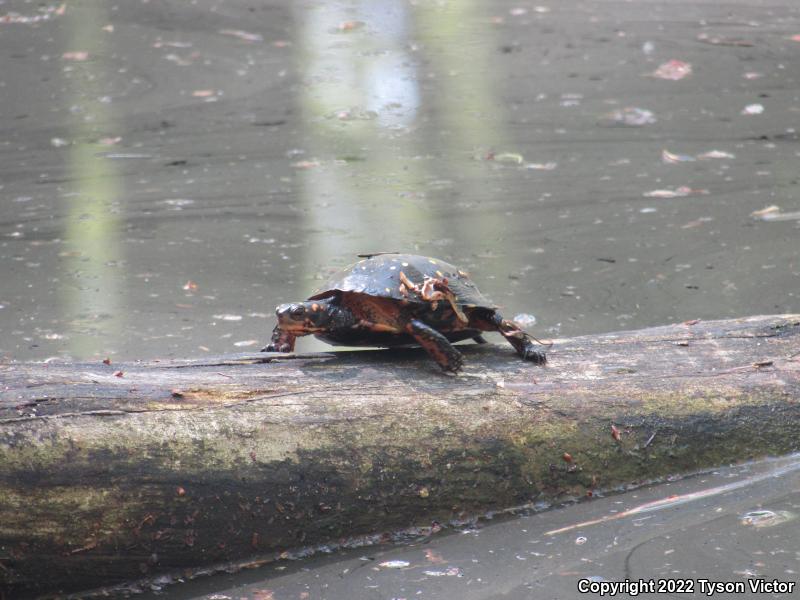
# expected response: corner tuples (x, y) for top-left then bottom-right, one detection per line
(1, 315), (799, 597)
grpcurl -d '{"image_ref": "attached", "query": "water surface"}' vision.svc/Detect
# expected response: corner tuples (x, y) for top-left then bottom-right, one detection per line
(1, 0), (799, 361)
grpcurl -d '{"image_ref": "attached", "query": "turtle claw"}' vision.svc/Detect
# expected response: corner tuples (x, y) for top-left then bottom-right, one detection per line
(262, 343), (292, 353)
(521, 344), (547, 364)
(405, 319), (463, 373)
(264, 327), (296, 353)
(439, 347), (464, 373)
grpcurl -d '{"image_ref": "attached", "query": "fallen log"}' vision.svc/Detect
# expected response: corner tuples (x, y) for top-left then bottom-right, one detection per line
(1, 314), (799, 597)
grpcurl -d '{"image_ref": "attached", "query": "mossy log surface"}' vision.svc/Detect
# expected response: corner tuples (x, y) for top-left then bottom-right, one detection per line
(1, 314), (800, 597)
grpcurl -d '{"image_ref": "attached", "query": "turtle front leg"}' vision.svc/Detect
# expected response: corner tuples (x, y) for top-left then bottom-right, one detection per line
(405, 319), (464, 373)
(262, 325), (296, 353)
(473, 312), (547, 364)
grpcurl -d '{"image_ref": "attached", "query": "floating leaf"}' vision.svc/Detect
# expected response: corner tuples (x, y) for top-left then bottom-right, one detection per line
(492, 152), (524, 164)
(62, 51), (89, 61)
(608, 107), (656, 127)
(662, 150), (695, 163)
(742, 103), (764, 115)
(697, 150), (735, 159)
(651, 60), (692, 80)
(379, 560), (410, 568)
(219, 29), (263, 42)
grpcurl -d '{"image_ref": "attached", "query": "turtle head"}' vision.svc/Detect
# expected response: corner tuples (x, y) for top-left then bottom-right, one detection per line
(275, 299), (337, 334)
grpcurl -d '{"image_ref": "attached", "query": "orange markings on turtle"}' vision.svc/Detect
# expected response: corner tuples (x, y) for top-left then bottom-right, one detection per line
(344, 292), (405, 327)
(398, 270), (415, 291)
(401, 270), (468, 323)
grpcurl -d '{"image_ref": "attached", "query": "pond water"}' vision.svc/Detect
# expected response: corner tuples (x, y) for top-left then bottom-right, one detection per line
(139, 454), (800, 599)
(1, 0), (799, 362)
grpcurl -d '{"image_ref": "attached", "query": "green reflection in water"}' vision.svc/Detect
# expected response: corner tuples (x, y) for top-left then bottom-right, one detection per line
(412, 0), (514, 263)
(295, 1), (434, 272)
(295, 0), (510, 280)
(61, 1), (123, 358)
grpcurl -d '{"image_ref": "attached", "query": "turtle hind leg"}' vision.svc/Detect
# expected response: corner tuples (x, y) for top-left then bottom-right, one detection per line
(405, 319), (464, 372)
(473, 312), (547, 364)
(473, 334), (489, 344)
(262, 325), (296, 353)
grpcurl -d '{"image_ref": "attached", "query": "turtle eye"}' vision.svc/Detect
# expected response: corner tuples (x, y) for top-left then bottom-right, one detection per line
(289, 305), (305, 318)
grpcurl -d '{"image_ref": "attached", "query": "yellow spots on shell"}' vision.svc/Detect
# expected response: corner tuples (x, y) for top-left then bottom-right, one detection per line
(458, 269), (469, 277)
(385, 287), (392, 294)
(428, 259), (438, 264)
(435, 270), (444, 278)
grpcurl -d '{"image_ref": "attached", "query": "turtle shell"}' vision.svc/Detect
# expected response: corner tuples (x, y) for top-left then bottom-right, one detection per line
(308, 253), (495, 309)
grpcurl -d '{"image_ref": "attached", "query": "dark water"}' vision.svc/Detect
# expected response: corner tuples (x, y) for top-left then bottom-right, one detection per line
(139, 454), (800, 599)
(1, 0), (799, 362)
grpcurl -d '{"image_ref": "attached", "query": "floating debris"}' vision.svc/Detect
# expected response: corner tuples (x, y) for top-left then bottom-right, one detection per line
(425, 549), (445, 564)
(234, 340), (259, 347)
(742, 103), (764, 115)
(329, 107), (378, 121)
(337, 20), (365, 32)
(525, 161), (558, 170)
(153, 40), (193, 49)
(50, 137), (69, 148)
(62, 51), (89, 61)
(651, 60), (692, 80)
(213, 314), (243, 321)
(513, 313), (537, 327)
(560, 93), (583, 107)
(1, 3), (65, 25)
(163, 199), (195, 208)
(291, 160), (320, 169)
(379, 560), (410, 569)
(424, 567), (463, 577)
(219, 29), (263, 42)
(662, 149), (695, 163)
(697, 150), (735, 160)
(741, 510), (795, 528)
(492, 152), (525, 165)
(751, 206), (800, 222)
(697, 32), (753, 47)
(575, 536), (587, 545)
(643, 186), (708, 198)
(663, 149), (735, 163)
(607, 107), (656, 127)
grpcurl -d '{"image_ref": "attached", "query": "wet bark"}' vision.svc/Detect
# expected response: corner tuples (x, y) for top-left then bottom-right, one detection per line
(1, 315), (799, 598)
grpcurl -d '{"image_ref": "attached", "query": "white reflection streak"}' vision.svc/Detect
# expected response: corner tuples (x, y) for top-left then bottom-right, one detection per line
(545, 456), (800, 536)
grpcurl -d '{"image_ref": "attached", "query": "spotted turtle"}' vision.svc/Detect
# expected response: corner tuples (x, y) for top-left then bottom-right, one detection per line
(264, 253), (547, 372)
